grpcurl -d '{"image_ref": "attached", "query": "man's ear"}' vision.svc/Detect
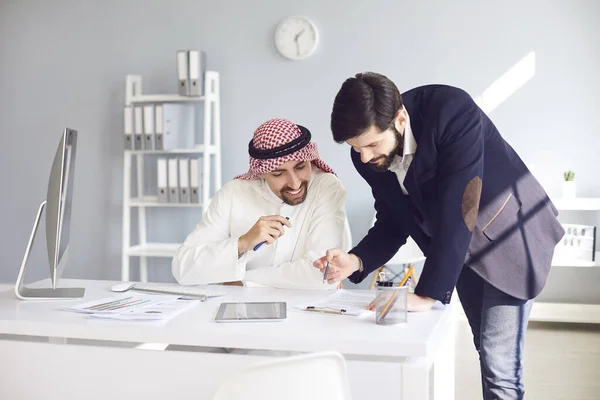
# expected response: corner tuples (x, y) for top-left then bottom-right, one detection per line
(393, 108), (407, 135)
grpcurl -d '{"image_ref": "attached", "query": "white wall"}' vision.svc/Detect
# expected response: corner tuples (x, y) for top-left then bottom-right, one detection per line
(1, 0), (598, 300)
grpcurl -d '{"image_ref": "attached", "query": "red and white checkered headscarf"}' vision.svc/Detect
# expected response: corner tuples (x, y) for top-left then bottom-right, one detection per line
(235, 118), (336, 180)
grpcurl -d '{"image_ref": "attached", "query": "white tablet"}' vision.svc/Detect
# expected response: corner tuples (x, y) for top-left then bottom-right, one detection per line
(215, 301), (287, 323)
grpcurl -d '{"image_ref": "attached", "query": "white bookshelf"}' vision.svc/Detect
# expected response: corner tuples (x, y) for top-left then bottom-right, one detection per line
(527, 302), (600, 324)
(128, 196), (205, 208)
(122, 71), (221, 282)
(552, 197), (600, 211)
(126, 243), (181, 257)
(126, 146), (217, 155)
(455, 300), (600, 324)
(130, 94), (206, 104)
(550, 196), (600, 269)
(551, 252), (600, 268)
(543, 196), (600, 323)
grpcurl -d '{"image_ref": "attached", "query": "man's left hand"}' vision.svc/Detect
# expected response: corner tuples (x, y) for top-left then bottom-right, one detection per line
(367, 293), (436, 312)
(407, 293), (436, 312)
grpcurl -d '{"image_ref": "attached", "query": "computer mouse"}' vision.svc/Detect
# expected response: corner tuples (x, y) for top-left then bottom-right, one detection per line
(110, 282), (136, 292)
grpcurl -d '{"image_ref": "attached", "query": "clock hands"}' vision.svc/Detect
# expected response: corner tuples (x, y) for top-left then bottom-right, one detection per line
(294, 29), (305, 41)
(294, 29), (305, 56)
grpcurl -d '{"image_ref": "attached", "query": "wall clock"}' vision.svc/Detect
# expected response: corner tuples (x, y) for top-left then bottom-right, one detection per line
(274, 16), (319, 61)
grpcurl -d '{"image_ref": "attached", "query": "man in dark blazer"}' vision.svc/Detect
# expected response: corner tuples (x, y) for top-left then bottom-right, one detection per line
(314, 72), (564, 399)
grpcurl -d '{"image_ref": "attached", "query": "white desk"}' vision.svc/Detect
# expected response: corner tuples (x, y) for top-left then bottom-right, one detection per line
(0, 279), (455, 400)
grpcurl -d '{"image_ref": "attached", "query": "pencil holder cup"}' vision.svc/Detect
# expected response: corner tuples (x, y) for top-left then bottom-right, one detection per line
(375, 282), (408, 325)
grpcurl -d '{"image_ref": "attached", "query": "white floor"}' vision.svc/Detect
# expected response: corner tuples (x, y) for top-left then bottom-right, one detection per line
(455, 319), (600, 399)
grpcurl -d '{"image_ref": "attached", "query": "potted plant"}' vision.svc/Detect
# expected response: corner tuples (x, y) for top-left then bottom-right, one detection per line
(563, 170), (576, 198)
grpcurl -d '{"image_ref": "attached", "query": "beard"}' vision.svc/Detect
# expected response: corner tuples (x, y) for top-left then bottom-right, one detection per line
(281, 180), (309, 205)
(367, 127), (404, 173)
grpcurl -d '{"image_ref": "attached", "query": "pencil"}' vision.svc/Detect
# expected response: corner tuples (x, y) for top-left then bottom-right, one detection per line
(399, 265), (414, 287)
(379, 288), (398, 317)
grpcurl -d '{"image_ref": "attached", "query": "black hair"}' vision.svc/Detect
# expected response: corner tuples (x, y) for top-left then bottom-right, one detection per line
(330, 72), (403, 143)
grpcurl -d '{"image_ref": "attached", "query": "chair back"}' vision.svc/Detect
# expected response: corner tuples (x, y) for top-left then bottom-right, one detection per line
(370, 215), (425, 265)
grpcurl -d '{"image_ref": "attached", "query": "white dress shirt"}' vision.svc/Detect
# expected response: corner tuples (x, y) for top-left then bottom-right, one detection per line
(172, 169), (348, 290)
(388, 111), (417, 195)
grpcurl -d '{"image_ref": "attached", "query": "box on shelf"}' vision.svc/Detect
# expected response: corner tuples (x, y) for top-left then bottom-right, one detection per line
(552, 223), (596, 265)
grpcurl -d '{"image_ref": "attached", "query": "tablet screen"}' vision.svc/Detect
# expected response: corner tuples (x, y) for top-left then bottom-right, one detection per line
(215, 302), (287, 322)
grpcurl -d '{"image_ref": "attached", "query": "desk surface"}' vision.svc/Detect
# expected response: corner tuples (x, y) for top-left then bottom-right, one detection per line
(0, 279), (453, 358)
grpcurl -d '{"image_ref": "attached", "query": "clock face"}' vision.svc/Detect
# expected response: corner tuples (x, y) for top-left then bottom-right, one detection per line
(274, 16), (319, 61)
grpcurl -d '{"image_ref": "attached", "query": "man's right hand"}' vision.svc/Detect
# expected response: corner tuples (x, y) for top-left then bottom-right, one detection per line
(313, 248), (362, 284)
(238, 215), (292, 254)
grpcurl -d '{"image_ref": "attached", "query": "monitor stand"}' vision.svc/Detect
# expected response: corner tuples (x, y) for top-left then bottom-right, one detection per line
(15, 201), (85, 300)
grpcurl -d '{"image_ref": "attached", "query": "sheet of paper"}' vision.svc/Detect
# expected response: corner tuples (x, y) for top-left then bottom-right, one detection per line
(62, 294), (179, 315)
(90, 298), (200, 322)
(292, 290), (375, 317)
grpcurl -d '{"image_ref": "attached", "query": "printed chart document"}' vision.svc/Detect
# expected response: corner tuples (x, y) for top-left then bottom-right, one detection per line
(62, 294), (179, 314)
(90, 298), (200, 322)
(62, 294), (198, 322)
(292, 290), (375, 317)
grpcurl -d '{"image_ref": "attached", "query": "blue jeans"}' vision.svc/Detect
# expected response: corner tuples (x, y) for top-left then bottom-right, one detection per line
(456, 266), (533, 400)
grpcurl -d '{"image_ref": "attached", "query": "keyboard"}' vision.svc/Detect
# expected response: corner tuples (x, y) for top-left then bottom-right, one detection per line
(131, 283), (227, 299)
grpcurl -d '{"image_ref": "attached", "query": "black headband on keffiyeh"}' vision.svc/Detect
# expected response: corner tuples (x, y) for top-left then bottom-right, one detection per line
(234, 118), (336, 180)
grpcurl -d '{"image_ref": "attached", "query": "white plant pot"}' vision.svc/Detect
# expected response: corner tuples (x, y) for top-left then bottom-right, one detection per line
(562, 181), (577, 198)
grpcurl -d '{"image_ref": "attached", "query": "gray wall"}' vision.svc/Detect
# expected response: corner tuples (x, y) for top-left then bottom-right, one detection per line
(1, 0), (599, 301)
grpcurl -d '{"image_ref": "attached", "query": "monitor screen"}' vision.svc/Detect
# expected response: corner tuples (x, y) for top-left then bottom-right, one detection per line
(45, 128), (77, 287)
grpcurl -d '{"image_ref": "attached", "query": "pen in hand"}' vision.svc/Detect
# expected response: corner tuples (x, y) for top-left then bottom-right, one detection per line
(253, 217), (290, 251)
(322, 261), (330, 283)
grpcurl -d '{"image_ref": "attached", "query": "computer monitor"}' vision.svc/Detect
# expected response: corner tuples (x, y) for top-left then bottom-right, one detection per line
(15, 128), (85, 300)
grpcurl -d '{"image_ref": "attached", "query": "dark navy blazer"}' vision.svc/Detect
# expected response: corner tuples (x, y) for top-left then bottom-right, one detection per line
(348, 84), (564, 304)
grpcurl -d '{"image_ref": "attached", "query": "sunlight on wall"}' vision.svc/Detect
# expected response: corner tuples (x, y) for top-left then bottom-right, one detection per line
(474, 51), (536, 114)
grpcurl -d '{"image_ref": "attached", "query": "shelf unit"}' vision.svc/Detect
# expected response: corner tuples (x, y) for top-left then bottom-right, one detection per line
(121, 71), (221, 282)
(541, 196), (600, 324)
(551, 253), (599, 268)
(126, 243), (182, 258)
(550, 197), (600, 268)
(552, 197), (600, 211)
(455, 300), (600, 324)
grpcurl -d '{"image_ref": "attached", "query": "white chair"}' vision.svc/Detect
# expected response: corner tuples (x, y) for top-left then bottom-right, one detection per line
(211, 351), (351, 400)
(368, 215), (426, 289)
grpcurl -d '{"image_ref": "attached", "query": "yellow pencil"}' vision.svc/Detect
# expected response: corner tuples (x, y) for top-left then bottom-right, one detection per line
(379, 267), (413, 320)
(379, 289), (399, 320)
(399, 265), (414, 287)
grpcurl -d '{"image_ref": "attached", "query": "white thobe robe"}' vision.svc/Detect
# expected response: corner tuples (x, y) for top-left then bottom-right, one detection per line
(172, 169), (349, 290)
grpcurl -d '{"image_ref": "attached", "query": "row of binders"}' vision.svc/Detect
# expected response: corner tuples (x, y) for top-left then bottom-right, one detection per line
(124, 104), (195, 151)
(177, 50), (207, 97)
(157, 158), (203, 203)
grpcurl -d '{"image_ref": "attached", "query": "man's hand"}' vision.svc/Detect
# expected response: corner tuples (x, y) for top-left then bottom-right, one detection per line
(238, 216), (292, 253)
(313, 249), (361, 284)
(367, 293), (436, 312)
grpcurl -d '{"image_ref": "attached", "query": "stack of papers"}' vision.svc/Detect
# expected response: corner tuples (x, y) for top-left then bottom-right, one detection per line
(63, 294), (199, 322)
(292, 290), (375, 317)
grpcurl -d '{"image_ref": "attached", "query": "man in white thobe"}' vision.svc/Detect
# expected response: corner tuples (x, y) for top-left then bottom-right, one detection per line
(172, 118), (349, 290)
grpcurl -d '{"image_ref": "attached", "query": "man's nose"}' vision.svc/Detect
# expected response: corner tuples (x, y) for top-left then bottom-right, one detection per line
(360, 150), (373, 164)
(287, 173), (301, 190)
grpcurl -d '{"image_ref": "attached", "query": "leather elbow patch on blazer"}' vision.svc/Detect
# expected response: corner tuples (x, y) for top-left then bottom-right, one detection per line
(461, 176), (482, 231)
